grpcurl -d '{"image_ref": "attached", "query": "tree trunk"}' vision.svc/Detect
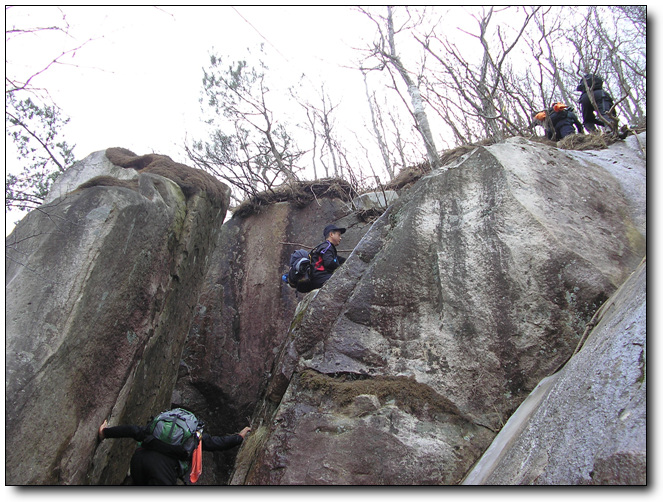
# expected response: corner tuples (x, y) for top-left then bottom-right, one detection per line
(386, 6), (440, 169)
(364, 72), (394, 178)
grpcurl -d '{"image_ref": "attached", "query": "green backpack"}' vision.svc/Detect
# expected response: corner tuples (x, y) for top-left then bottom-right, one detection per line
(142, 408), (204, 463)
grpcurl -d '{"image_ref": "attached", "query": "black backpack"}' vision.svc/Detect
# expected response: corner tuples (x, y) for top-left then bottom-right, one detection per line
(285, 249), (314, 293)
(576, 74), (603, 93)
(593, 89), (614, 116)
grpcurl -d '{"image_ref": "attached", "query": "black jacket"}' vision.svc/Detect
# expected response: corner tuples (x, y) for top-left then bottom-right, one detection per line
(310, 240), (345, 288)
(102, 424), (243, 485)
(576, 75), (614, 129)
(103, 424), (243, 451)
(579, 89), (615, 127)
(547, 108), (583, 139)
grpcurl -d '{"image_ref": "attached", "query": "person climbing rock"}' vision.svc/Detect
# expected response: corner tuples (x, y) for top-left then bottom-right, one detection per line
(309, 224), (347, 290)
(98, 408), (250, 485)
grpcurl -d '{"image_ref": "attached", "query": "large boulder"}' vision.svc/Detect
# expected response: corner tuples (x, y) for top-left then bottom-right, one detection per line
(230, 136), (646, 485)
(5, 149), (230, 485)
(463, 258), (646, 485)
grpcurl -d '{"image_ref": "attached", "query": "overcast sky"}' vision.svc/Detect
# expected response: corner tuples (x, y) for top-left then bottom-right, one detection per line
(7, 5), (376, 163)
(5, 5), (386, 233)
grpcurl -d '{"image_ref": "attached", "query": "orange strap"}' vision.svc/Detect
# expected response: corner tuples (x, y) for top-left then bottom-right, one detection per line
(189, 439), (203, 483)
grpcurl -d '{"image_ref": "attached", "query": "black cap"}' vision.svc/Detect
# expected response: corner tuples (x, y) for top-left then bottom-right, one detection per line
(323, 224), (346, 238)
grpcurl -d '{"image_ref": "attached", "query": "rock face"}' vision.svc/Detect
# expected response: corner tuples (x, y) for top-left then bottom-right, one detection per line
(5, 133), (646, 486)
(5, 149), (230, 485)
(230, 136), (646, 485)
(463, 258), (646, 485)
(42, 150), (139, 204)
(173, 195), (374, 484)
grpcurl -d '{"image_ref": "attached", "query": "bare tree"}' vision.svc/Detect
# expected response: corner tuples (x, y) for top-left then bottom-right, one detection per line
(315, 87), (341, 179)
(295, 83), (343, 179)
(590, 6), (646, 126)
(410, 5), (646, 146)
(359, 6), (441, 169)
(363, 71), (394, 179)
(530, 8), (575, 104)
(387, 108), (410, 175)
(416, 6), (539, 144)
(302, 104), (319, 180)
(187, 46), (304, 201)
(5, 6), (85, 212)
(318, 92), (342, 177)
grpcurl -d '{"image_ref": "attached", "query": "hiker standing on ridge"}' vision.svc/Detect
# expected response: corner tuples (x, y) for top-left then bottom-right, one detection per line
(309, 224), (347, 290)
(98, 408), (250, 485)
(576, 74), (616, 133)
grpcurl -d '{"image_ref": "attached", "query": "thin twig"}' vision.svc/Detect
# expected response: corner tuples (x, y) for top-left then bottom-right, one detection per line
(279, 241), (353, 253)
(279, 241), (313, 248)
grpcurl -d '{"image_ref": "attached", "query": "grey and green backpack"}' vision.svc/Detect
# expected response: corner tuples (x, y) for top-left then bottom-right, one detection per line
(142, 408), (204, 466)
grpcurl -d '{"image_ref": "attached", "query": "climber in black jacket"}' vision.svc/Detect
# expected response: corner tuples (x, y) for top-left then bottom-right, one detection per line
(98, 418), (250, 485)
(576, 74), (616, 133)
(549, 103), (583, 139)
(310, 224), (346, 290)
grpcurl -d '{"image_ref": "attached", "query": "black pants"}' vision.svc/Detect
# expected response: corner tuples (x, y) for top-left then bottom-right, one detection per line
(580, 92), (614, 132)
(130, 448), (181, 485)
(310, 274), (331, 290)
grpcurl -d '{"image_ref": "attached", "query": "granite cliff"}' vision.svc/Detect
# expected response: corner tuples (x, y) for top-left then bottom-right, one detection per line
(4, 134), (646, 485)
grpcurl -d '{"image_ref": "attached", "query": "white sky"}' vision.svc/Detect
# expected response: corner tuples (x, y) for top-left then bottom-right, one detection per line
(6, 5), (376, 164)
(5, 5), (386, 233)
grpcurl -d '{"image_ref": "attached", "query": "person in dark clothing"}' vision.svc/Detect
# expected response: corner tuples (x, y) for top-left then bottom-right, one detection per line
(548, 103), (583, 139)
(576, 74), (615, 133)
(309, 224), (346, 290)
(534, 103), (583, 140)
(98, 417), (250, 485)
